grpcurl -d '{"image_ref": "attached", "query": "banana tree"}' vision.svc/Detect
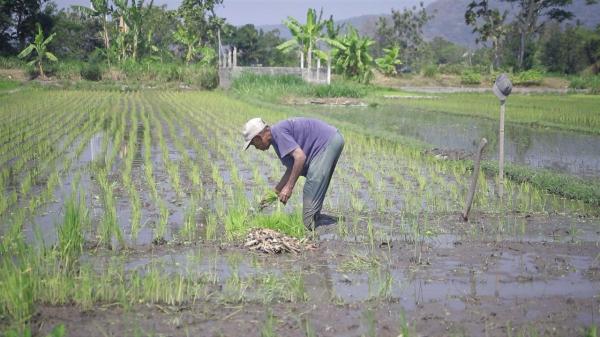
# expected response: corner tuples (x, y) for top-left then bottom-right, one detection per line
(173, 25), (200, 64)
(113, 0), (153, 61)
(74, 0), (112, 65)
(375, 46), (402, 76)
(17, 23), (58, 79)
(277, 8), (333, 70)
(331, 27), (375, 83)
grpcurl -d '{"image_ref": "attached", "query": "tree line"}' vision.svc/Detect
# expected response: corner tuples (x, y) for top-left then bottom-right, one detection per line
(1, 0), (599, 83)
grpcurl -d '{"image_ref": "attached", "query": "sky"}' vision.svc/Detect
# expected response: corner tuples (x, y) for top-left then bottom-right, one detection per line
(53, 0), (430, 26)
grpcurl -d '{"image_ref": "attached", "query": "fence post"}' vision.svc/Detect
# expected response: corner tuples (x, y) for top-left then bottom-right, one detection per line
(233, 46), (237, 67)
(327, 57), (331, 85)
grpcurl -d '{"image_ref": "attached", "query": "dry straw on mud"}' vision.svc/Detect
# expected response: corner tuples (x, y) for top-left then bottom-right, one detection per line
(244, 228), (317, 254)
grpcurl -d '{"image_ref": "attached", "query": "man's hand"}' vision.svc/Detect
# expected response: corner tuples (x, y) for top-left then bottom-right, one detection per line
(278, 185), (293, 204)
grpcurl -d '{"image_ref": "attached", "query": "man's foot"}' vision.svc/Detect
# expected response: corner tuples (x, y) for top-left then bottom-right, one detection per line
(314, 213), (339, 228)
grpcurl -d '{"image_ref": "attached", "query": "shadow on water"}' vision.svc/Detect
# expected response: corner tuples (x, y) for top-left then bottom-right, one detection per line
(311, 105), (600, 178)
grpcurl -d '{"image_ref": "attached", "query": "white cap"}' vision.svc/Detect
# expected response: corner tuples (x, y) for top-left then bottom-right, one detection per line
(242, 118), (267, 151)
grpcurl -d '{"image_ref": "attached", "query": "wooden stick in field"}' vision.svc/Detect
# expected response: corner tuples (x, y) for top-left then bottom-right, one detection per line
(498, 100), (505, 199)
(462, 138), (488, 222)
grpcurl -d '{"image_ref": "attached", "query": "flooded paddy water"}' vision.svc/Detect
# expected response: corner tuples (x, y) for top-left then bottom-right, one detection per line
(1, 89), (599, 336)
(301, 103), (600, 178)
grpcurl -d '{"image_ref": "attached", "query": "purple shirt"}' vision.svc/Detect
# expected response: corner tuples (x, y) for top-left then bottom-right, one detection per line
(271, 118), (337, 176)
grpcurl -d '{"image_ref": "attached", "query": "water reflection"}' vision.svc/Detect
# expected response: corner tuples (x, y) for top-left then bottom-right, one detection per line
(318, 105), (600, 178)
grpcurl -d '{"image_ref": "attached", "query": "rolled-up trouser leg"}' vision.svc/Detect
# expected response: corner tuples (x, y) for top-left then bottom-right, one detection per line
(303, 132), (344, 229)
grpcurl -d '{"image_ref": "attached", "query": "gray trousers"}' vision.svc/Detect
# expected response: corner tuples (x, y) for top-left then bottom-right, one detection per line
(303, 131), (344, 229)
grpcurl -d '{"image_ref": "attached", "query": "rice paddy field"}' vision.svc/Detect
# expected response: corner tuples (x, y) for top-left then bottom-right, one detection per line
(1, 87), (600, 337)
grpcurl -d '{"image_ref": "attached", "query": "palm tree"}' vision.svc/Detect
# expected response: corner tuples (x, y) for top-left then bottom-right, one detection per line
(74, 0), (112, 65)
(277, 8), (334, 70)
(331, 27), (375, 83)
(17, 23), (58, 79)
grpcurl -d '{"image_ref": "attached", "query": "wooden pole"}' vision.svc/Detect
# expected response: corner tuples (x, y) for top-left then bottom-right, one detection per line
(327, 56), (331, 85)
(462, 138), (488, 221)
(498, 101), (505, 199)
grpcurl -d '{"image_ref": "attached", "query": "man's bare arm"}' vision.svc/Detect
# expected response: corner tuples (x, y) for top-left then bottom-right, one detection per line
(275, 167), (292, 193)
(278, 148), (306, 204)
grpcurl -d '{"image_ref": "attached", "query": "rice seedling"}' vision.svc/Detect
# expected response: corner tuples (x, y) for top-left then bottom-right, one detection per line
(362, 308), (377, 337)
(367, 266), (394, 301)
(180, 195), (198, 242)
(260, 309), (277, 337)
(338, 251), (381, 273)
(57, 191), (88, 272)
(0, 258), (34, 334)
(155, 200), (169, 241)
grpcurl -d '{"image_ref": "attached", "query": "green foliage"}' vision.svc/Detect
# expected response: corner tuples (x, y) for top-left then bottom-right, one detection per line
(375, 46), (402, 76)
(48, 60), (82, 79)
(231, 73), (367, 99)
(173, 25), (200, 64)
(437, 63), (466, 75)
(0, 56), (26, 69)
(375, 2), (432, 67)
(541, 23), (600, 74)
(80, 62), (103, 81)
(188, 65), (218, 89)
(427, 37), (468, 66)
(277, 8), (338, 69)
(250, 211), (306, 238)
(332, 27), (375, 83)
(464, 0), (507, 69)
(422, 64), (438, 78)
(461, 70), (481, 84)
(585, 325), (598, 337)
(482, 161), (600, 206)
(569, 75), (600, 93)
(312, 81), (366, 98)
(57, 193), (88, 272)
(0, 79), (20, 91)
(513, 69), (543, 86)
(17, 23), (58, 79)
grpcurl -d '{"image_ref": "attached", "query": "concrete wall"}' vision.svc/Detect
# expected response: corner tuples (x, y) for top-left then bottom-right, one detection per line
(218, 67), (328, 88)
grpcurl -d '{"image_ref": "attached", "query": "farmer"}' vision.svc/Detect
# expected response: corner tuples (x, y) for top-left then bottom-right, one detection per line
(242, 117), (344, 230)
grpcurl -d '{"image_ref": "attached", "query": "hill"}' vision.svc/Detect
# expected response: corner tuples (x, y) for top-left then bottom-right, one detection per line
(258, 0), (600, 48)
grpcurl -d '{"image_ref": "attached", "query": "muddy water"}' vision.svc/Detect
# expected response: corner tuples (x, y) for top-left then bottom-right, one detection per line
(311, 105), (600, 178)
(64, 230), (599, 337)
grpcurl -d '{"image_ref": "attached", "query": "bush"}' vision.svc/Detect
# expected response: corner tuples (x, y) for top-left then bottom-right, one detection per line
(80, 62), (102, 81)
(569, 75), (600, 94)
(313, 81), (366, 98)
(438, 63), (465, 75)
(461, 70), (481, 85)
(48, 61), (82, 80)
(231, 73), (369, 98)
(513, 69), (543, 86)
(193, 67), (218, 89)
(422, 64), (438, 78)
(0, 56), (25, 69)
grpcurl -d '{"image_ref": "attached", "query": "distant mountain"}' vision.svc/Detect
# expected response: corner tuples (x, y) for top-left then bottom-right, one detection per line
(258, 0), (600, 48)
(423, 0), (600, 48)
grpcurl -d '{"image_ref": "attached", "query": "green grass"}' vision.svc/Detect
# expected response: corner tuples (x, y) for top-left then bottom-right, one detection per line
(377, 91), (600, 134)
(57, 192), (88, 272)
(0, 79), (20, 91)
(481, 161), (600, 206)
(570, 75), (600, 94)
(250, 211), (306, 238)
(231, 73), (368, 101)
